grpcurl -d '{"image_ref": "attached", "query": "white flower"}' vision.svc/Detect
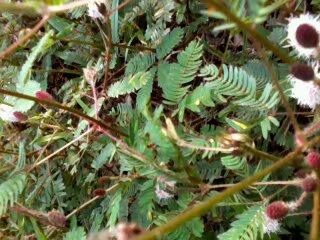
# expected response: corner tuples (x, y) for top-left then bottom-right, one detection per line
(286, 14), (320, 58)
(155, 184), (173, 200)
(0, 104), (18, 122)
(290, 77), (320, 110)
(264, 215), (280, 235)
(87, 1), (105, 19)
(157, 176), (176, 188)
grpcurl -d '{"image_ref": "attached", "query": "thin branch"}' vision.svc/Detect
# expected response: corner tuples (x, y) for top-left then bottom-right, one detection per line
(0, 14), (50, 61)
(106, 0), (133, 18)
(134, 136), (320, 240)
(66, 183), (120, 219)
(28, 128), (93, 171)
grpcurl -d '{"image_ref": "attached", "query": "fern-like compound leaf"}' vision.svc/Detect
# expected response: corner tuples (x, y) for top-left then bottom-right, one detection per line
(217, 205), (266, 240)
(108, 69), (155, 98)
(156, 27), (184, 59)
(0, 174), (26, 216)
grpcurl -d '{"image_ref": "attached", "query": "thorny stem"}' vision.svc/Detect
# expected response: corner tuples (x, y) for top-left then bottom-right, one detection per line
(0, 88), (125, 137)
(0, 14), (50, 61)
(134, 136), (320, 240)
(204, 0), (293, 64)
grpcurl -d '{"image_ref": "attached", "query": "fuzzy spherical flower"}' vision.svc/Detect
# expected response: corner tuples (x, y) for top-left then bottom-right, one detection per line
(266, 201), (289, 220)
(301, 176), (318, 192)
(290, 64), (320, 109)
(306, 151), (320, 169)
(47, 210), (67, 228)
(286, 14), (320, 58)
(155, 184), (173, 200)
(35, 91), (54, 101)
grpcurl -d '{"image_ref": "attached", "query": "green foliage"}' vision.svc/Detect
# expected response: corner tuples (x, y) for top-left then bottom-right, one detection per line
(64, 227), (86, 240)
(217, 205), (266, 240)
(156, 28), (184, 59)
(108, 68), (156, 98)
(0, 1), (314, 239)
(158, 40), (203, 104)
(0, 174), (26, 216)
(221, 156), (249, 177)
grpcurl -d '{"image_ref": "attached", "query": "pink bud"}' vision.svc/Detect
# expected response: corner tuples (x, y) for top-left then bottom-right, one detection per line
(301, 176), (318, 192)
(35, 91), (54, 101)
(47, 210), (67, 228)
(13, 112), (28, 122)
(92, 188), (106, 197)
(306, 151), (320, 169)
(266, 201), (289, 220)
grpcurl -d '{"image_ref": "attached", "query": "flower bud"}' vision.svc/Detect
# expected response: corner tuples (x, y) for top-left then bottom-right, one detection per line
(13, 112), (28, 122)
(47, 210), (67, 228)
(301, 176), (318, 192)
(291, 63), (314, 81)
(92, 188), (106, 197)
(296, 24), (319, 48)
(306, 151), (320, 169)
(35, 91), (54, 101)
(266, 201), (289, 220)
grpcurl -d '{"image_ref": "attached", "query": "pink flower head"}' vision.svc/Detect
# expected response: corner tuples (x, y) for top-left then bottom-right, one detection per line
(266, 201), (289, 220)
(35, 91), (54, 101)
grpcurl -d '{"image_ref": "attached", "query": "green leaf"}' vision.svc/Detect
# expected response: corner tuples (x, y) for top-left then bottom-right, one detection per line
(0, 174), (26, 216)
(18, 30), (54, 86)
(108, 69), (155, 98)
(136, 70), (154, 112)
(111, 0), (120, 43)
(91, 143), (116, 170)
(63, 227), (86, 240)
(107, 189), (122, 227)
(14, 80), (41, 112)
(156, 27), (184, 59)
(158, 40), (203, 104)
(217, 205), (266, 240)
(30, 218), (48, 240)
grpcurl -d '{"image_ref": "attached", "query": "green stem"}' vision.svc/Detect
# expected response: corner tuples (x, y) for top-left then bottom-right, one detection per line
(0, 2), (38, 15)
(204, 0), (293, 64)
(310, 171), (320, 240)
(240, 144), (280, 162)
(135, 136), (320, 240)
